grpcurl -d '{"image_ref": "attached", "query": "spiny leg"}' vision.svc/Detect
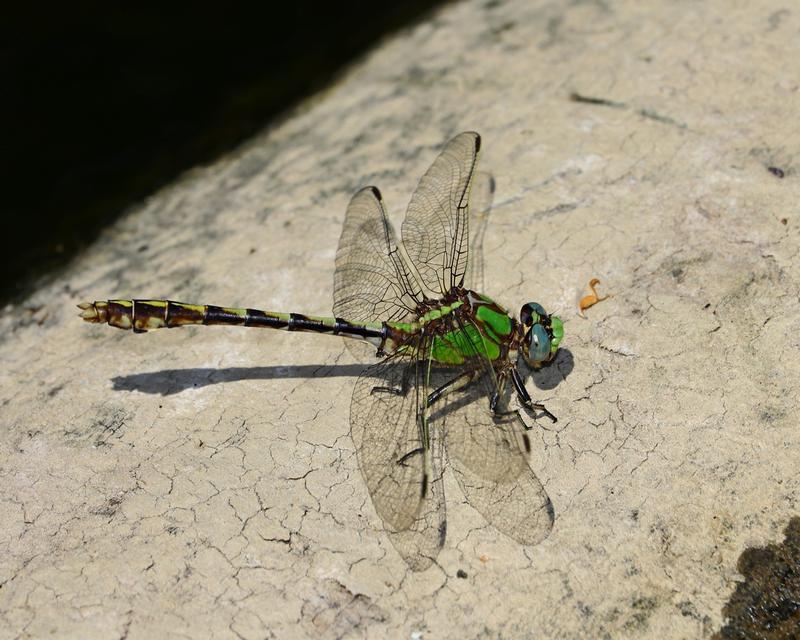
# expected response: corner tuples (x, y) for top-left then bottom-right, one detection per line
(489, 377), (507, 415)
(510, 367), (557, 423)
(484, 370), (512, 416)
(397, 369), (478, 476)
(426, 369), (478, 408)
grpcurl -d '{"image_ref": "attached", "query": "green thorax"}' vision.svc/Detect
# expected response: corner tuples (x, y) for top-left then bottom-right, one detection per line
(386, 291), (516, 365)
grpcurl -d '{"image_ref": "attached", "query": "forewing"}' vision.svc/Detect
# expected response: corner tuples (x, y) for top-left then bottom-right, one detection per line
(350, 345), (446, 569)
(464, 171), (495, 292)
(334, 186), (422, 324)
(401, 132), (480, 296)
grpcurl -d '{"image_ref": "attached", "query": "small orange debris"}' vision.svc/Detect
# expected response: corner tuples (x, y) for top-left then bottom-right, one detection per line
(579, 278), (610, 317)
(479, 554), (489, 564)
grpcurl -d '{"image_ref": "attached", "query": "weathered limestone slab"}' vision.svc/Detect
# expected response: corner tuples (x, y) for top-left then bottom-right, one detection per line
(2, 1), (799, 637)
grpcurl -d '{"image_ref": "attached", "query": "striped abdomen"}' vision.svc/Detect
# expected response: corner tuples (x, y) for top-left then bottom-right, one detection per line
(78, 299), (385, 343)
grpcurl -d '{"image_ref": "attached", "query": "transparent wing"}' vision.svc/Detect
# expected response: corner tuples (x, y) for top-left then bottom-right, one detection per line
(442, 315), (554, 545)
(384, 383), (447, 572)
(334, 186), (423, 324)
(464, 171), (495, 292)
(401, 132), (480, 297)
(445, 390), (554, 545)
(350, 341), (446, 570)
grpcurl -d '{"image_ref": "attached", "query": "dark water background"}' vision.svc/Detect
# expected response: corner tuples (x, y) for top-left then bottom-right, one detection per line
(1, 3), (443, 303)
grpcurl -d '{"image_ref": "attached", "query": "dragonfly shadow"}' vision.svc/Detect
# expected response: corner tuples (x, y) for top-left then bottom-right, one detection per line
(111, 364), (368, 396)
(111, 349), (574, 397)
(526, 347), (574, 391)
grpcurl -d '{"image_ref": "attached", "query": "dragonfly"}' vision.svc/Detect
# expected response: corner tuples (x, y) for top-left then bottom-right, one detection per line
(79, 132), (564, 570)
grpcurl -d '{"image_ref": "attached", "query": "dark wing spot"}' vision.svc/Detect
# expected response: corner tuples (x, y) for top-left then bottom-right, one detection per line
(544, 498), (555, 523)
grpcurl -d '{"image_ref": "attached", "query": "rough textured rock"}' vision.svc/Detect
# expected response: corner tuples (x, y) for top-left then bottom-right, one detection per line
(2, 1), (799, 638)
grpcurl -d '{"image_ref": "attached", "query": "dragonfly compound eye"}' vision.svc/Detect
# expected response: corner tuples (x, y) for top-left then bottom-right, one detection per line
(520, 301), (547, 327)
(520, 304), (563, 365)
(528, 323), (551, 362)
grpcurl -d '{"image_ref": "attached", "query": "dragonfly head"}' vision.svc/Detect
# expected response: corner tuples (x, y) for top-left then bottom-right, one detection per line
(519, 302), (563, 368)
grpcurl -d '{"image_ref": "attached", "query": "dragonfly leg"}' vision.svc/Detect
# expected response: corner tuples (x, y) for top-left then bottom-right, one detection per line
(388, 370), (477, 477)
(490, 390), (503, 414)
(489, 385), (526, 420)
(426, 370), (478, 408)
(510, 368), (557, 423)
(394, 445), (429, 498)
(406, 371), (476, 468)
(371, 385), (402, 396)
(370, 365), (414, 397)
(396, 448), (424, 466)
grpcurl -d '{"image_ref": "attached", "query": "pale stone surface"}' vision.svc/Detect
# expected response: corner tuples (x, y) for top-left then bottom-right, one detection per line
(2, 1), (799, 638)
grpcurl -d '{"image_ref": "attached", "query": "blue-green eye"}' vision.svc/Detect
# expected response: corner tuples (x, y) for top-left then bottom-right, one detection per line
(520, 302), (547, 326)
(528, 302), (546, 316)
(529, 324), (551, 362)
